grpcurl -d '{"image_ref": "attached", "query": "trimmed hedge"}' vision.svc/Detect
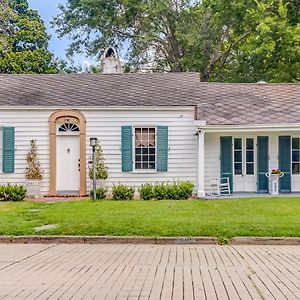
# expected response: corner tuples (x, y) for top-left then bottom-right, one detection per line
(112, 184), (135, 201)
(0, 184), (27, 201)
(139, 182), (194, 200)
(90, 187), (107, 200)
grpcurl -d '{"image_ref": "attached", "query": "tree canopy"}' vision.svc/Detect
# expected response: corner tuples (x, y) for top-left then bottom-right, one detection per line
(53, 0), (300, 82)
(0, 0), (58, 73)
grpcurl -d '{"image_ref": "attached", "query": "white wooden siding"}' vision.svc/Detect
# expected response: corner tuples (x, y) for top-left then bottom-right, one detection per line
(0, 109), (197, 195)
(204, 132), (300, 193)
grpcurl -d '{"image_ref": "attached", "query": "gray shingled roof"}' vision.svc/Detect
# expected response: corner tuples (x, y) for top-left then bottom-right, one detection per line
(0, 73), (299, 125)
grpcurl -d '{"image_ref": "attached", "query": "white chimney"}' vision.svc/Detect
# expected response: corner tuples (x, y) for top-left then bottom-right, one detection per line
(102, 47), (122, 74)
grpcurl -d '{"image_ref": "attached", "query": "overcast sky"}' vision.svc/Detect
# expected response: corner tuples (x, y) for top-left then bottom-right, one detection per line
(27, 0), (96, 68)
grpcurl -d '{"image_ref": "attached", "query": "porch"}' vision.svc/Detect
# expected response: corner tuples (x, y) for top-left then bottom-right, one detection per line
(195, 122), (300, 197)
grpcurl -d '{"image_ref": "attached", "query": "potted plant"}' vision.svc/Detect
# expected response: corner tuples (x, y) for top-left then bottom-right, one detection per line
(25, 140), (43, 198)
(89, 141), (108, 187)
(265, 169), (284, 195)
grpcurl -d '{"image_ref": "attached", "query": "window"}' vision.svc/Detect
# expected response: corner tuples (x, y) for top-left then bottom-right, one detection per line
(58, 123), (79, 132)
(234, 138), (242, 175)
(134, 127), (156, 170)
(246, 138), (254, 175)
(292, 138), (300, 174)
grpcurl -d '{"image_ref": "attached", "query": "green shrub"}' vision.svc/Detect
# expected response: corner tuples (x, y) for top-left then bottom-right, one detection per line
(151, 181), (194, 200)
(177, 181), (194, 199)
(112, 184), (134, 201)
(153, 183), (168, 200)
(0, 184), (27, 201)
(139, 184), (154, 200)
(90, 187), (107, 200)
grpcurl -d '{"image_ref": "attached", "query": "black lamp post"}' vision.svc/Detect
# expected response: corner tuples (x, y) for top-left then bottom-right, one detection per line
(90, 137), (98, 201)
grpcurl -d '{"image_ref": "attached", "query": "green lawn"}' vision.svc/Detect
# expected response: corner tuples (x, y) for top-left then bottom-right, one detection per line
(0, 198), (300, 240)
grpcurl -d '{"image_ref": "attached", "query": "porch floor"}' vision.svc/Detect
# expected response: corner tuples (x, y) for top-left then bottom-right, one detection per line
(205, 192), (300, 200)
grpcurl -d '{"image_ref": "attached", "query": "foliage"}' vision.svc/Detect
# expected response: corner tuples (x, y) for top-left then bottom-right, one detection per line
(139, 184), (154, 200)
(141, 182), (194, 200)
(112, 184), (134, 201)
(90, 187), (107, 200)
(53, 0), (300, 82)
(0, 184), (26, 201)
(0, 0), (58, 73)
(25, 139), (43, 180)
(89, 142), (108, 181)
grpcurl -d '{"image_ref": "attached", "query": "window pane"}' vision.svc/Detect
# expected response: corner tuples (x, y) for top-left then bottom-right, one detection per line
(142, 155), (149, 162)
(142, 162), (148, 169)
(135, 128), (142, 147)
(292, 138), (300, 150)
(234, 151), (242, 162)
(149, 147), (155, 154)
(246, 151), (254, 162)
(149, 163), (155, 169)
(234, 163), (242, 175)
(292, 163), (300, 174)
(149, 155), (155, 162)
(142, 148), (148, 155)
(246, 138), (254, 150)
(135, 155), (141, 162)
(234, 138), (242, 150)
(292, 150), (300, 162)
(246, 163), (254, 175)
(135, 148), (141, 155)
(135, 163), (141, 169)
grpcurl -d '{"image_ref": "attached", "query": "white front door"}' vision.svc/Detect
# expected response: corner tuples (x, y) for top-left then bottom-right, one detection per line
(233, 137), (256, 192)
(56, 135), (80, 193)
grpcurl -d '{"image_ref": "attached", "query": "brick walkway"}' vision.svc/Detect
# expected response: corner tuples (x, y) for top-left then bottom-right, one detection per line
(0, 244), (299, 299)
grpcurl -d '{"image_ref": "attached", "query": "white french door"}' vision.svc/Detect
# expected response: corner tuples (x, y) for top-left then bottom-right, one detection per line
(233, 137), (256, 192)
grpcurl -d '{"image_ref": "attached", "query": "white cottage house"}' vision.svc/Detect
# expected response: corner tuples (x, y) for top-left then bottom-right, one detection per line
(0, 72), (299, 197)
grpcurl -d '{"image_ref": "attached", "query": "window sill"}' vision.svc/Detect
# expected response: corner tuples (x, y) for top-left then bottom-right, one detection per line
(130, 170), (158, 174)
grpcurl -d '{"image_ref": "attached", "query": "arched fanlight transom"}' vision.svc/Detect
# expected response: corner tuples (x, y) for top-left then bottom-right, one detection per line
(58, 123), (80, 133)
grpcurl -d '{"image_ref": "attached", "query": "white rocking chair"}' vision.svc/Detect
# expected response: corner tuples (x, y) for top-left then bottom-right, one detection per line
(208, 177), (231, 197)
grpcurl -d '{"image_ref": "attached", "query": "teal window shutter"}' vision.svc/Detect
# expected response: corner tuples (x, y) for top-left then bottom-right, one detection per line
(220, 136), (233, 192)
(121, 126), (133, 172)
(279, 136), (291, 193)
(2, 127), (15, 173)
(157, 126), (168, 172)
(257, 136), (269, 193)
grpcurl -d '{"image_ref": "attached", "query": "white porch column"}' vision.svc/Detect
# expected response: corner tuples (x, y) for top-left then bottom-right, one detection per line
(197, 130), (205, 197)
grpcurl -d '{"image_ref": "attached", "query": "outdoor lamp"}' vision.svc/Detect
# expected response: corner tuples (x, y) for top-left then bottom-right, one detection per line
(90, 137), (98, 200)
(90, 137), (98, 147)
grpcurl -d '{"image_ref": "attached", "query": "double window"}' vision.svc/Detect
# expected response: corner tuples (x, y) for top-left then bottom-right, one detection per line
(134, 127), (156, 170)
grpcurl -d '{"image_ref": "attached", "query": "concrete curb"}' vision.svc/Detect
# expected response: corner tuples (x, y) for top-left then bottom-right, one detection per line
(0, 236), (218, 245)
(231, 237), (300, 245)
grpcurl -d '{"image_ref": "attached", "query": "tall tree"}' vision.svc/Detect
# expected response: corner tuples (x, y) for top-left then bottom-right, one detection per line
(0, 0), (58, 73)
(53, 0), (300, 82)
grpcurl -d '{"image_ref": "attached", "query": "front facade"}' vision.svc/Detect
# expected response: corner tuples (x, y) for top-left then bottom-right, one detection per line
(0, 73), (300, 197)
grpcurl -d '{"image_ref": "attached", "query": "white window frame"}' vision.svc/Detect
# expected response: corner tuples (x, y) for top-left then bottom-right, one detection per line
(133, 126), (157, 172)
(292, 137), (300, 175)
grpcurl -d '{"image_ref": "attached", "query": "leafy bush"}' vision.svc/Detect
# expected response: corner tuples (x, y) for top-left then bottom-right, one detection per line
(0, 184), (27, 201)
(25, 139), (43, 180)
(112, 184), (134, 201)
(150, 182), (194, 200)
(139, 184), (154, 200)
(176, 181), (194, 199)
(90, 187), (107, 200)
(153, 183), (168, 200)
(89, 142), (108, 180)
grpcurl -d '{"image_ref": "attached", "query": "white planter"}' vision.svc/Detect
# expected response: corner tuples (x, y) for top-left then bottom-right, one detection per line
(26, 180), (41, 198)
(265, 173), (284, 195)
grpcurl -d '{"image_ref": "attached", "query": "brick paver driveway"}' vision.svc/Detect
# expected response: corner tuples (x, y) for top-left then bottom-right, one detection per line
(0, 244), (299, 299)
